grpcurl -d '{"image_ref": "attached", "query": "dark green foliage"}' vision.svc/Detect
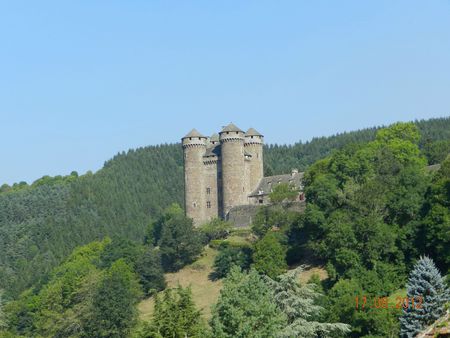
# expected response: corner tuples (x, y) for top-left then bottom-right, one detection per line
(400, 256), (449, 337)
(264, 116), (450, 175)
(1, 117), (449, 299)
(212, 245), (252, 279)
(326, 279), (400, 337)
(419, 156), (450, 272)
(198, 218), (232, 243)
(211, 267), (349, 338)
(251, 204), (301, 238)
(423, 139), (450, 165)
(286, 122), (450, 336)
(0, 290), (6, 330)
(4, 239), (108, 337)
(99, 236), (142, 269)
(88, 259), (142, 338)
(0, 144), (183, 299)
(268, 183), (299, 203)
(265, 267), (350, 337)
(291, 123), (429, 279)
(3, 239), (163, 338)
(157, 204), (203, 272)
(210, 268), (286, 338)
(138, 286), (207, 338)
(135, 247), (166, 296)
(252, 232), (287, 279)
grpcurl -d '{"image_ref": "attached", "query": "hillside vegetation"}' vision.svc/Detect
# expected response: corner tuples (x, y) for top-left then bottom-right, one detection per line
(0, 119), (449, 337)
(0, 117), (449, 300)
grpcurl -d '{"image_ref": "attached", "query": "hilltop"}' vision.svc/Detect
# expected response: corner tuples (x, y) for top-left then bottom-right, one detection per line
(0, 117), (449, 299)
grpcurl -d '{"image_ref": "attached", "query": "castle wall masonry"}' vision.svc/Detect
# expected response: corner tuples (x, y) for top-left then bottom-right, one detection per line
(182, 123), (264, 226)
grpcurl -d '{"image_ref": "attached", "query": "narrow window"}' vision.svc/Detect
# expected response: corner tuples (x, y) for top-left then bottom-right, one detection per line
(207, 201), (211, 208)
(206, 187), (211, 194)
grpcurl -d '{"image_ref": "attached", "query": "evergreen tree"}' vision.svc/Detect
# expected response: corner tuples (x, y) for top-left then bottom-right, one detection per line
(400, 256), (450, 337)
(158, 204), (203, 272)
(252, 232), (287, 278)
(212, 246), (252, 279)
(264, 267), (350, 338)
(139, 286), (207, 338)
(0, 290), (6, 330)
(136, 246), (166, 296)
(210, 267), (286, 338)
(88, 259), (142, 338)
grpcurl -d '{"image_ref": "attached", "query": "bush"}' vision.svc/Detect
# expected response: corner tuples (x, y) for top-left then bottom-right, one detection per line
(212, 246), (252, 279)
(252, 232), (287, 279)
(198, 218), (232, 242)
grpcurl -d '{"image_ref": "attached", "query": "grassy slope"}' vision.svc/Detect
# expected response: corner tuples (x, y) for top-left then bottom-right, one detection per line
(138, 243), (329, 323)
(138, 246), (222, 321)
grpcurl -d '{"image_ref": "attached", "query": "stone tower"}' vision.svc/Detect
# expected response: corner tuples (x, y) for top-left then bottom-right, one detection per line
(219, 123), (246, 216)
(244, 128), (264, 196)
(182, 124), (265, 226)
(203, 133), (220, 222)
(182, 129), (207, 224)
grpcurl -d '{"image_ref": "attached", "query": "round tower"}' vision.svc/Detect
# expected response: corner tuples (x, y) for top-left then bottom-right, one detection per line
(182, 129), (207, 226)
(219, 123), (246, 217)
(244, 128), (264, 193)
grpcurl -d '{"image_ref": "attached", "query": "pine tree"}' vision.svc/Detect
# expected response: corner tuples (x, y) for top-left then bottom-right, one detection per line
(88, 259), (142, 337)
(400, 256), (450, 337)
(264, 267), (350, 338)
(136, 246), (166, 295)
(210, 267), (286, 338)
(139, 286), (207, 338)
(252, 232), (287, 278)
(0, 289), (6, 330)
(158, 205), (203, 272)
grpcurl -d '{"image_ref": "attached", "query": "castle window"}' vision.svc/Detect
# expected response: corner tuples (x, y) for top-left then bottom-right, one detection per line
(189, 137), (192, 140)
(206, 187), (211, 195)
(236, 131), (238, 134)
(207, 201), (211, 208)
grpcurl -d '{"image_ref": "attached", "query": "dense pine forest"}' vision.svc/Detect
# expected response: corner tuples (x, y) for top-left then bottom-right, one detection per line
(1, 117), (450, 337)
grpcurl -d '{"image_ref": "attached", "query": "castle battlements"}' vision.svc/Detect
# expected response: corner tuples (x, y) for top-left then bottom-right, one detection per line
(182, 123), (304, 226)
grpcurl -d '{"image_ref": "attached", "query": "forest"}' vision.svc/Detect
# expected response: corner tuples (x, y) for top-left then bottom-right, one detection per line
(0, 117), (450, 337)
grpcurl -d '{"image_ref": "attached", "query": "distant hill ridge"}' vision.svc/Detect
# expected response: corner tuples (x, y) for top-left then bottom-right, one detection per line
(0, 116), (449, 298)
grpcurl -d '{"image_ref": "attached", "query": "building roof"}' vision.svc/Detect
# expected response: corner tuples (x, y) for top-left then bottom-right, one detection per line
(182, 128), (206, 139)
(210, 133), (219, 142)
(245, 127), (263, 137)
(220, 123), (244, 133)
(204, 144), (221, 157)
(249, 171), (304, 197)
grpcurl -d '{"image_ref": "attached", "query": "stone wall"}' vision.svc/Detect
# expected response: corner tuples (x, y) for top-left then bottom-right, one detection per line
(226, 201), (306, 228)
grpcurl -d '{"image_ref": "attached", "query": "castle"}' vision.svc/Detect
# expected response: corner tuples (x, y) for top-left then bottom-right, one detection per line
(182, 123), (304, 226)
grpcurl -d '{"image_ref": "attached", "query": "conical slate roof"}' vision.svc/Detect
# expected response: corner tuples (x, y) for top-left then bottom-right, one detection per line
(210, 133), (219, 142)
(182, 128), (206, 139)
(220, 123), (243, 133)
(245, 127), (263, 137)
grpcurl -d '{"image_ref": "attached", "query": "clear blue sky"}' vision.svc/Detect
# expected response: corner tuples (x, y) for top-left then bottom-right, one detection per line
(1, 1), (449, 185)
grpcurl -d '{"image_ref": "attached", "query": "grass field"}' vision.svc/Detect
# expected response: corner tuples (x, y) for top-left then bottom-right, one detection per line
(138, 235), (329, 324)
(138, 246), (223, 322)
